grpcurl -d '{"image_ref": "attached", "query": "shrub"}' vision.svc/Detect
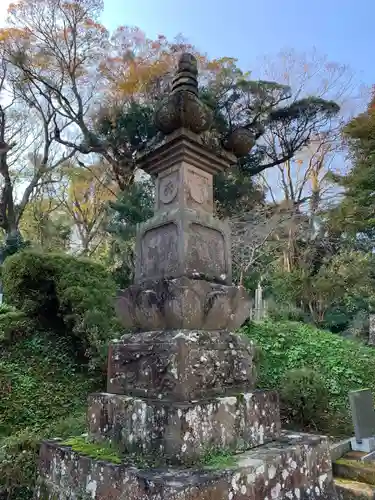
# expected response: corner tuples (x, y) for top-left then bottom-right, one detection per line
(0, 303), (17, 314)
(265, 297), (308, 323)
(0, 334), (95, 437)
(0, 310), (33, 344)
(2, 249), (121, 369)
(280, 368), (329, 430)
(0, 413), (87, 500)
(243, 320), (375, 435)
(0, 333), (97, 499)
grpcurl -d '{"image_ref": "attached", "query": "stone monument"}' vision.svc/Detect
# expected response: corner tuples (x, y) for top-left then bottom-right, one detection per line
(349, 389), (375, 454)
(35, 53), (336, 499)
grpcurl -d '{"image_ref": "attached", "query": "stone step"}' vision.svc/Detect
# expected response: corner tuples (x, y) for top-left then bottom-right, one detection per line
(35, 431), (334, 500)
(335, 478), (375, 499)
(333, 459), (375, 486)
(87, 390), (280, 465)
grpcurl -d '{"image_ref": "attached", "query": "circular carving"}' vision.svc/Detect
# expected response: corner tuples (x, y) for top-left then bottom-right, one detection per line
(159, 175), (178, 204)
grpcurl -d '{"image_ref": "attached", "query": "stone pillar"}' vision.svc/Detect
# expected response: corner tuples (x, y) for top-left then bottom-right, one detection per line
(35, 53), (336, 500)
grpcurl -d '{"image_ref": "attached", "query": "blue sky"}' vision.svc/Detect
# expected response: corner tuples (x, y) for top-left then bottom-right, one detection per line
(102, 0), (375, 87)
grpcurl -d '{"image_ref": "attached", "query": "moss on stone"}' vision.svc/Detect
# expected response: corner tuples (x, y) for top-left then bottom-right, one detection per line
(236, 393), (245, 404)
(334, 458), (375, 486)
(334, 477), (375, 499)
(200, 448), (238, 469)
(62, 436), (122, 464)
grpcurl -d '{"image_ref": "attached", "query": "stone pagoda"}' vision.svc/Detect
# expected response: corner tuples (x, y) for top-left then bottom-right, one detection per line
(35, 54), (336, 499)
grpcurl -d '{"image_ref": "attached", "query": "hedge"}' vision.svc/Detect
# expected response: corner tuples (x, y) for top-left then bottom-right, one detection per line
(243, 320), (375, 434)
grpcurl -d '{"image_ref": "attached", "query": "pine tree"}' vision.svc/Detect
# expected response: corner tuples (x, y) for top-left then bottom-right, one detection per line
(331, 90), (375, 243)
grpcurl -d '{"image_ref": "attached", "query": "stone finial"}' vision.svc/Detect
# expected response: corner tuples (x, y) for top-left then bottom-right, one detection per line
(154, 53), (212, 135)
(171, 53), (198, 96)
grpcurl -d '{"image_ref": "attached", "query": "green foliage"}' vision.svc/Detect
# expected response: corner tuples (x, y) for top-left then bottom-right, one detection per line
(199, 448), (237, 469)
(213, 168), (265, 218)
(2, 249), (120, 369)
(0, 310), (32, 344)
(0, 230), (30, 263)
(108, 178), (155, 241)
(330, 96), (375, 240)
(266, 250), (375, 332)
(107, 179), (155, 286)
(266, 298), (308, 323)
(0, 334), (95, 437)
(0, 303), (16, 314)
(280, 368), (330, 429)
(95, 101), (158, 169)
(243, 320), (375, 435)
(0, 332), (99, 499)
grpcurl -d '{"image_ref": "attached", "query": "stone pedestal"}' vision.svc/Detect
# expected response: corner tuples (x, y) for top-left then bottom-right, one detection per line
(87, 390), (280, 464)
(35, 432), (335, 500)
(106, 329), (256, 399)
(99, 327), (279, 466)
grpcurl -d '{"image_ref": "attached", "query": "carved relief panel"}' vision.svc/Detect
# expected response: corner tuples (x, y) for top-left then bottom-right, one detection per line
(139, 223), (179, 281)
(158, 172), (179, 205)
(135, 209), (231, 284)
(185, 164), (213, 213)
(155, 167), (180, 212)
(155, 163), (213, 213)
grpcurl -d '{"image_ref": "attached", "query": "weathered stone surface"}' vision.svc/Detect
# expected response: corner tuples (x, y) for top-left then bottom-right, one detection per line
(107, 330), (256, 400)
(335, 478), (375, 499)
(155, 162), (214, 214)
(331, 438), (352, 462)
(349, 389), (375, 442)
(87, 391), (280, 464)
(134, 208), (232, 285)
(35, 432), (336, 500)
(333, 459), (375, 486)
(115, 278), (251, 331)
(154, 53), (213, 137)
(137, 128), (236, 178)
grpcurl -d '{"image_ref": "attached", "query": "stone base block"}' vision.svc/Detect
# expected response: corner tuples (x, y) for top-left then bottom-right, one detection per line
(35, 432), (336, 500)
(87, 390), (281, 464)
(107, 329), (256, 401)
(351, 437), (375, 453)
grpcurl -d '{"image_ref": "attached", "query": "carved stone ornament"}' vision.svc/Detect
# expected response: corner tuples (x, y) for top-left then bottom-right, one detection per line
(159, 173), (178, 204)
(115, 277), (251, 331)
(223, 127), (255, 157)
(188, 170), (209, 205)
(154, 53), (213, 136)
